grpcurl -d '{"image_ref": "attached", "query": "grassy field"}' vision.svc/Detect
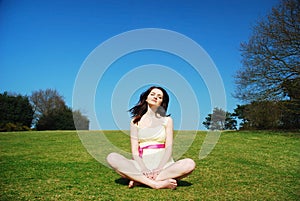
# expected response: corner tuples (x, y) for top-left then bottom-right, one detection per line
(0, 130), (299, 201)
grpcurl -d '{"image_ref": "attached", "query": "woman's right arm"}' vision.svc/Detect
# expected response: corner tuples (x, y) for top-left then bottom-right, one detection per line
(130, 120), (149, 172)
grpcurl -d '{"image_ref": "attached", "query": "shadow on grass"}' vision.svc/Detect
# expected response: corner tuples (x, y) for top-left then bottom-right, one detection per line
(115, 178), (192, 188)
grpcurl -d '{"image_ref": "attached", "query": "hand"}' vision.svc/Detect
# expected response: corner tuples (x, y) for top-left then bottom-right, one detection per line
(142, 169), (154, 179)
(151, 168), (162, 180)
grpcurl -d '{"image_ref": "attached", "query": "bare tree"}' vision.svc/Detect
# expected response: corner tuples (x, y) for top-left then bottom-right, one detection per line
(30, 89), (90, 130)
(73, 110), (90, 130)
(234, 0), (300, 102)
(30, 89), (66, 119)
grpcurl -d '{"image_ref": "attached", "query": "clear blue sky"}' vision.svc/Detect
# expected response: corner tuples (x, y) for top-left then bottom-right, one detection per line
(0, 0), (279, 130)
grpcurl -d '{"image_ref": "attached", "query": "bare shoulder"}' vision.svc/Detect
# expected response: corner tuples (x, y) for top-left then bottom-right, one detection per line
(130, 118), (138, 127)
(166, 116), (173, 125)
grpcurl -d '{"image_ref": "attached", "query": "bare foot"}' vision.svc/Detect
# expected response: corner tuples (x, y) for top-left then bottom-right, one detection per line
(156, 179), (177, 189)
(128, 180), (141, 188)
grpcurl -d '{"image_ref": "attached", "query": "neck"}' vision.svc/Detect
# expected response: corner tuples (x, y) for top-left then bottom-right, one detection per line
(146, 105), (157, 116)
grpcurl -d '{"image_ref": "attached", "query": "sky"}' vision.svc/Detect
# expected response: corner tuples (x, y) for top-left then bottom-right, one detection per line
(0, 0), (279, 130)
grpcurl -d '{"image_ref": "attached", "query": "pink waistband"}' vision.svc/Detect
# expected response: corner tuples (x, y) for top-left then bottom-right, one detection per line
(138, 144), (165, 157)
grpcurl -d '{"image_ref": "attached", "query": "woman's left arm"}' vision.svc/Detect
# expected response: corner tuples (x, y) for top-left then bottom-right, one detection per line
(155, 116), (174, 172)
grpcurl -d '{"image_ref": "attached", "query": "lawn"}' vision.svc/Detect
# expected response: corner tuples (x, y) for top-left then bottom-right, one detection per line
(0, 130), (299, 200)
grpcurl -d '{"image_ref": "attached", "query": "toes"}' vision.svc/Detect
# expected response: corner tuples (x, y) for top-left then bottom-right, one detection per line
(170, 179), (177, 184)
(128, 180), (134, 188)
(168, 179), (177, 189)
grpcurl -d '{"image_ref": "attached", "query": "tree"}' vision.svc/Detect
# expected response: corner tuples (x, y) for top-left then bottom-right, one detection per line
(73, 110), (89, 130)
(31, 89), (89, 130)
(0, 92), (34, 131)
(210, 107), (226, 130)
(202, 114), (212, 129)
(36, 107), (90, 131)
(36, 106), (75, 130)
(232, 104), (248, 129)
(202, 107), (237, 130)
(234, 0), (300, 102)
(244, 101), (282, 130)
(282, 77), (300, 101)
(30, 89), (66, 126)
(233, 101), (300, 130)
(225, 112), (238, 130)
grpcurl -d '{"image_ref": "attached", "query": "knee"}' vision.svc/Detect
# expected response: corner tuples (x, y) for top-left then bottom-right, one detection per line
(106, 152), (120, 167)
(184, 158), (196, 172)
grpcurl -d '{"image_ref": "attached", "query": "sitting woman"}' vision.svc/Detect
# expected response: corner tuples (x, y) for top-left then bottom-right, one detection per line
(106, 86), (195, 189)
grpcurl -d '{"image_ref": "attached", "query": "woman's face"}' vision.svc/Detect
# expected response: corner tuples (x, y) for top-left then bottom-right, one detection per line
(146, 88), (163, 108)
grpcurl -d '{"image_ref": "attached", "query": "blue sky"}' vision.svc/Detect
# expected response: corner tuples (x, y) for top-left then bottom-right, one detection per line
(0, 0), (279, 130)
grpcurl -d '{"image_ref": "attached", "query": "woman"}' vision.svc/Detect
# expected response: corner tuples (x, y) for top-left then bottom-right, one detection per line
(106, 86), (195, 189)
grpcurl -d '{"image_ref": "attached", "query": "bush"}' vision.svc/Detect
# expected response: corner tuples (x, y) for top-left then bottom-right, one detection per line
(0, 122), (31, 132)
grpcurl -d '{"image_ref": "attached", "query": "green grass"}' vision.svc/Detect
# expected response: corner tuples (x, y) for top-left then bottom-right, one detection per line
(0, 130), (299, 200)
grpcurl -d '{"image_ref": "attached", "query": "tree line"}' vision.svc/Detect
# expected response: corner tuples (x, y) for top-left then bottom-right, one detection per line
(0, 89), (89, 132)
(203, 0), (299, 130)
(203, 100), (299, 130)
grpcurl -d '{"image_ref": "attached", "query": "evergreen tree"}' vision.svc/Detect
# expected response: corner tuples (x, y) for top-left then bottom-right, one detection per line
(0, 92), (34, 131)
(202, 107), (237, 130)
(36, 106), (75, 130)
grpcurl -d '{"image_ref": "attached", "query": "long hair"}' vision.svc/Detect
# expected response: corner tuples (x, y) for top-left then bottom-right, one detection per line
(129, 86), (170, 124)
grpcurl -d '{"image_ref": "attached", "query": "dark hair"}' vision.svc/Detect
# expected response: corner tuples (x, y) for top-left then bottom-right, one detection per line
(129, 86), (170, 124)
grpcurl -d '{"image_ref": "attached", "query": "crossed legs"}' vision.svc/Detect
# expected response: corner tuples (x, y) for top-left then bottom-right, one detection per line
(155, 158), (196, 181)
(106, 152), (195, 189)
